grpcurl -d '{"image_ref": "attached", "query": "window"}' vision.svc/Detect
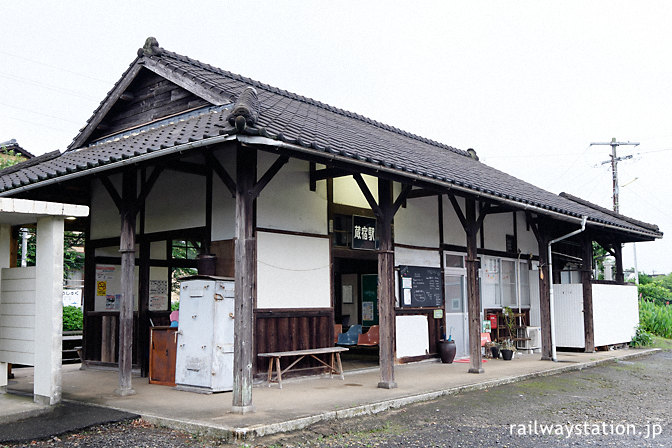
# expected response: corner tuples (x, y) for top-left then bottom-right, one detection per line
(482, 256), (532, 309)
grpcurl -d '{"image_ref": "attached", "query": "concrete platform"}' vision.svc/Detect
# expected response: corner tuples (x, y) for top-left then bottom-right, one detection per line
(4, 348), (659, 441)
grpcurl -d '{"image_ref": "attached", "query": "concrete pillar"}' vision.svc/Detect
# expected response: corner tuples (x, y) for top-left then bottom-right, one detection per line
(0, 224), (10, 392)
(34, 216), (64, 405)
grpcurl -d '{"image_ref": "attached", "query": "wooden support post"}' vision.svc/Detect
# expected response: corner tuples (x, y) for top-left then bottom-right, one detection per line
(447, 194), (484, 373)
(115, 169), (137, 396)
(527, 214), (552, 361)
(232, 144), (256, 413)
(377, 179), (397, 389)
(464, 199), (483, 373)
(614, 243), (624, 283)
(581, 233), (595, 352)
(537, 232), (552, 360)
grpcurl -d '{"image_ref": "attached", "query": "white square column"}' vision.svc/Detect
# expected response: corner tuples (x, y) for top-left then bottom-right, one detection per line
(33, 217), (64, 405)
(0, 224), (10, 392)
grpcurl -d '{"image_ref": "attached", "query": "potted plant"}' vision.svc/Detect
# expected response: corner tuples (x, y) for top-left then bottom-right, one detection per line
(438, 327), (457, 364)
(500, 339), (516, 360)
(486, 341), (500, 359)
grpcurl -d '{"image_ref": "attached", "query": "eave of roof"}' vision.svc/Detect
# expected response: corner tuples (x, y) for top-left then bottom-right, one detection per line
(0, 39), (662, 241)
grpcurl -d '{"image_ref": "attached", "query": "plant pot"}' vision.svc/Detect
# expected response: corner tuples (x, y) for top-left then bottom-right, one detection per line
(438, 339), (457, 363)
(490, 346), (500, 359)
(501, 349), (514, 360)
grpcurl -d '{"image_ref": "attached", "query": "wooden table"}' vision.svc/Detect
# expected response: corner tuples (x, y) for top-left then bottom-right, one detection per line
(258, 347), (349, 389)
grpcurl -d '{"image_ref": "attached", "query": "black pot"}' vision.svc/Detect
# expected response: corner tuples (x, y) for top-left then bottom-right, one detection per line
(501, 349), (514, 360)
(490, 346), (500, 359)
(439, 340), (457, 363)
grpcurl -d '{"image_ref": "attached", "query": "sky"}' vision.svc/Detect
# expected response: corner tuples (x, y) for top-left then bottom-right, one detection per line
(1, 1), (671, 273)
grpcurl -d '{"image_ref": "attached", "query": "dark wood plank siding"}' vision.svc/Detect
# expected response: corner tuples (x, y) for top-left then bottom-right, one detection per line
(87, 69), (210, 143)
(254, 309), (334, 376)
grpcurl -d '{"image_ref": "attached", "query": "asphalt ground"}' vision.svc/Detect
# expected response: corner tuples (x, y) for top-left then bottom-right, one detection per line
(0, 402), (137, 445)
(2, 349), (670, 447)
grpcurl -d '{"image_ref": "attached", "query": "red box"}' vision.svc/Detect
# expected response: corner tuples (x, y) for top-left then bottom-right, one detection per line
(488, 314), (498, 329)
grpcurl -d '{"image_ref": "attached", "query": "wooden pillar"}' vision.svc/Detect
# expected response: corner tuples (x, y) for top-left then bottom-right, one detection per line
(536, 231), (552, 360)
(377, 179), (396, 389)
(581, 233), (594, 352)
(138, 240), (150, 376)
(232, 144), (256, 413)
(614, 243), (624, 283)
(464, 199), (483, 374)
(116, 169), (137, 396)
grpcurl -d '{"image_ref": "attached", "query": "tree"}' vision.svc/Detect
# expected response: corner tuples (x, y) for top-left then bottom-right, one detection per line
(17, 228), (84, 280)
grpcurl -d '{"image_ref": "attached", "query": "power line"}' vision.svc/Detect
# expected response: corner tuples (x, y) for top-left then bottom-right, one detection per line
(589, 138), (639, 214)
(0, 101), (81, 124)
(0, 72), (99, 101)
(0, 49), (114, 85)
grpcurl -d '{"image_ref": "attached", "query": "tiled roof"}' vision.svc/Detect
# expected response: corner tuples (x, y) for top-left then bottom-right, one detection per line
(0, 42), (662, 240)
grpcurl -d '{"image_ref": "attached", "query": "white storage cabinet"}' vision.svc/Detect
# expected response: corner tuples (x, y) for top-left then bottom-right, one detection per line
(175, 276), (235, 393)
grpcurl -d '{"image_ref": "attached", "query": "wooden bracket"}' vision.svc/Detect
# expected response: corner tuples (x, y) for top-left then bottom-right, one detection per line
(206, 151), (236, 198)
(252, 155), (289, 198)
(100, 175), (122, 212)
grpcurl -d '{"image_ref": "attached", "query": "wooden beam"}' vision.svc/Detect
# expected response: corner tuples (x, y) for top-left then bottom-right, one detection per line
(206, 151), (236, 197)
(252, 155), (289, 198)
(99, 176), (122, 212)
(165, 160), (208, 176)
(312, 167), (351, 182)
(377, 178), (397, 389)
(353, 173), (382, 219)
(614, 243), (624, 283)
(232, 144), (256, 414)
(581, 232), (595, 352)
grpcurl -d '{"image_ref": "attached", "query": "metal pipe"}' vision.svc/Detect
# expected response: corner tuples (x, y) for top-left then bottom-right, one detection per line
(548, 216), (587, 361)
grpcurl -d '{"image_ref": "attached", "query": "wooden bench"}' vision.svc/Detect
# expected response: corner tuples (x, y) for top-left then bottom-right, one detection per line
(258, 347), (349, 389)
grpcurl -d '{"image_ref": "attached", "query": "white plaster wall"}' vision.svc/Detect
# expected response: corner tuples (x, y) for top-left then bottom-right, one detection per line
(333, 174), (378, 209)
(483, 212), (513, 252)
(0, 267), (36, 365)
(256, 231), (330, 309)
(144, 170), (205, 234)
(516, 212), (538, 255)
(529, 263), (541, 327)
(150, 241), (166, 259)
(395, 315), (429, 358)
(441, 196), (467, 246)
(257, 154), (328, 235)
(211, 150), (236, 241)
(394, 194), (439, 247)
(593, 284), (639, 347)
(90, 175), (122, 240)
(553, 283), (585, 348)
(394, 247), (441, 268)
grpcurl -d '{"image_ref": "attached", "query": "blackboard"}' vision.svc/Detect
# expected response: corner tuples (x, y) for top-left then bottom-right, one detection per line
(398, 265), (443, 308)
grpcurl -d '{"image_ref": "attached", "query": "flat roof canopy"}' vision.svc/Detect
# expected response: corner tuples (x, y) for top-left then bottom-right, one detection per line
(0, 198), (89, 225)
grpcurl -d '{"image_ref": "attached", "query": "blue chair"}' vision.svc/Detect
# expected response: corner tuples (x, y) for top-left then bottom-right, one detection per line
(337, 324), (362, 345)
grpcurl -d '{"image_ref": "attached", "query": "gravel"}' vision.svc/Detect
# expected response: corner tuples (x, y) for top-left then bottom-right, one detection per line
(4, 350), (670, 448)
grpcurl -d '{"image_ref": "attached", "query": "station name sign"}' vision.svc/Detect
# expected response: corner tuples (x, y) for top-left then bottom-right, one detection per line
(352, 215), (378, 250)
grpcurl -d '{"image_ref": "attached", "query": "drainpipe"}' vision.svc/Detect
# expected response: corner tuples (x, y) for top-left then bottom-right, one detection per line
(548, 216), (587, 361)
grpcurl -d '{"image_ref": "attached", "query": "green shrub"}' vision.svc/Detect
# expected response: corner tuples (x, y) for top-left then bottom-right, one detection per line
(630, 326), (653, 347)
(63, 305), (83, 331)
(171, 301), (180, 311)
(638, 299), (672, 339)
(638, 283), (672, 306)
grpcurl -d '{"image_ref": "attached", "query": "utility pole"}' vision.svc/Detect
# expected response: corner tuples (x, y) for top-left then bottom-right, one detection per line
(590, 138), (640, 282)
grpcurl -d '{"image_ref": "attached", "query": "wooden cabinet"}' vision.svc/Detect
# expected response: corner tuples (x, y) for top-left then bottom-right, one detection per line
(149, 327), (177, 386)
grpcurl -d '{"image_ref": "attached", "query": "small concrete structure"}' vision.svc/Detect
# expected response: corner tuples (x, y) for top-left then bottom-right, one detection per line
(0, 198), (88, 405)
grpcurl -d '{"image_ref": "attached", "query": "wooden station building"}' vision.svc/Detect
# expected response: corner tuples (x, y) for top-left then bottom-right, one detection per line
(0, 38), (662, 412)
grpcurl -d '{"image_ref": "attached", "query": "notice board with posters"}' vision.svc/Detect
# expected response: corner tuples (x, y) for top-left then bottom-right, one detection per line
(398, 265), (443, 308)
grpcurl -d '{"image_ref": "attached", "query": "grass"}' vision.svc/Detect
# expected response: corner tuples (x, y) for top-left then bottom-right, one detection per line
(638, 299), (672, 339)
(651, 336), (672, 350)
